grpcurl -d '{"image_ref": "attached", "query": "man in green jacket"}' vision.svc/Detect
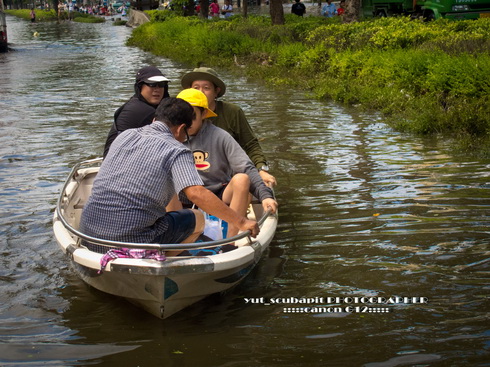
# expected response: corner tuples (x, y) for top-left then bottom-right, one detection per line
(181, 67), (277, 187)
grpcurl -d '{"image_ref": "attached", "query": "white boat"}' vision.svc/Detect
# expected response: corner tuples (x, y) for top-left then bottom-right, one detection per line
(53, 158), (278, 319)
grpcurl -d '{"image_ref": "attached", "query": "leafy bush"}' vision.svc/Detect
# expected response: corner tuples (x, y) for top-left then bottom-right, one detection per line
(129, 15), (490, 146)
(146, 9), (177, 22)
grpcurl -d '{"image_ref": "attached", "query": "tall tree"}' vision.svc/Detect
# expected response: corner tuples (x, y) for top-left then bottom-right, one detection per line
(242, 0), (248, 18)
(199, 0), (209, 18)
(343, 0), (361, 22)
(52, 0), (59, 14)
(269, 0), (284, 25)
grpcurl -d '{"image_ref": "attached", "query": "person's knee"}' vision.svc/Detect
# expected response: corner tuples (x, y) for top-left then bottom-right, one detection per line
(191, 209), (205, 233)
(231, 173), (250, 190)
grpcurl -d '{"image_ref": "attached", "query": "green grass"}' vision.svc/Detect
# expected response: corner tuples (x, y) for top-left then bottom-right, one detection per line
(113, 19), (128, 26)
(128, 14), (490, 155)
(5, 9), (105, 23)
(72, 13), (105, 23)
(5, 9), (59, 21)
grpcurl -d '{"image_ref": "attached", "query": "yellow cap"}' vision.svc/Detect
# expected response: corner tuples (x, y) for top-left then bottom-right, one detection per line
(176, 88), (218, 118)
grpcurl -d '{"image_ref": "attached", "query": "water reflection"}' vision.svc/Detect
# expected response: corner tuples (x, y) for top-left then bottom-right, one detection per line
(0, 14), (489, 367)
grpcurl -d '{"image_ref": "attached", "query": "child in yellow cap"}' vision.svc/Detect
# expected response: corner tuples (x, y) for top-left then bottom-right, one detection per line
(176, 89), (278, 238)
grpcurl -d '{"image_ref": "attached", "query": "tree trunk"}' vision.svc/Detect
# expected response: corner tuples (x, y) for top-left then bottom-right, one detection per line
(184, 0), (194, 16)
(269, 0), (284, 25)
(242, 0), (248, 18)
(343, 0), (360, 22)
(200, 0), (209, 18)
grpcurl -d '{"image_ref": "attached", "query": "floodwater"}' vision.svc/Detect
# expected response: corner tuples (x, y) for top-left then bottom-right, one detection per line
(1, 14), (489, 367)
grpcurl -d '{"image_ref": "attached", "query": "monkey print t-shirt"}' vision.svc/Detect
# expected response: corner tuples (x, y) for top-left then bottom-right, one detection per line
(183, 121), (273, 202)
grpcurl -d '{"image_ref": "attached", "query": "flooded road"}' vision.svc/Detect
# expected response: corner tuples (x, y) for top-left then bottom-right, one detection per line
(0, 14), (489, 366)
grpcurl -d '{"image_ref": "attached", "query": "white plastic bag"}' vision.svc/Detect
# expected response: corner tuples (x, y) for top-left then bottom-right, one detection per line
(202, 211), (223, 240)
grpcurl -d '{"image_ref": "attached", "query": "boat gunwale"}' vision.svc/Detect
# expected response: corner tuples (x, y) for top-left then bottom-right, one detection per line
(56, 158), (276, 251)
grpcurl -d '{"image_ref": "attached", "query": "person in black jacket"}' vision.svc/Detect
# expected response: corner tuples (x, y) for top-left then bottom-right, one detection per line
(103, 66), (170, 157)
(291, 0), (306, 16)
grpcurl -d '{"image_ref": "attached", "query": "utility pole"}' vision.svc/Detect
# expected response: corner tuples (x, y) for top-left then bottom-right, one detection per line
(0, 0), (8, 53)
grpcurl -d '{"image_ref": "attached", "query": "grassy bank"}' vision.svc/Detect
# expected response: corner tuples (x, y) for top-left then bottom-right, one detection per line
(5, 9), (105, 23)
(128, 14), (490, 154)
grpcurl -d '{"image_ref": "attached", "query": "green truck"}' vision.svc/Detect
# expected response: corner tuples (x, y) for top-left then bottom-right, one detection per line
(362, 0), (490, 20)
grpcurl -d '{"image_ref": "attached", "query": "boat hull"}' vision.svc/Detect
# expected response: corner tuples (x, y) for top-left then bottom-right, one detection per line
(69, 251), (259, 318)
(53, 159), (277, 318)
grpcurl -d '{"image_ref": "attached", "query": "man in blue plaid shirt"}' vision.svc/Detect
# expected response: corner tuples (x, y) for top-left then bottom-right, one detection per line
(80, 98), (259, 245)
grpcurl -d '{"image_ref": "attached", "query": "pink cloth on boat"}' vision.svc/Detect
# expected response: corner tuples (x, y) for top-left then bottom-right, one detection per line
(98, 248), (166, 273)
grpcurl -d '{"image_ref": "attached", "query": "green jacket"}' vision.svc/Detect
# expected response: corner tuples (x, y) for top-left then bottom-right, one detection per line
(209, 100), (268, 170)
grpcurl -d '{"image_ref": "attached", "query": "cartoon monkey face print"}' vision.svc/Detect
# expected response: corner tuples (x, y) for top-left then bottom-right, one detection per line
(193, 150), (210, 170)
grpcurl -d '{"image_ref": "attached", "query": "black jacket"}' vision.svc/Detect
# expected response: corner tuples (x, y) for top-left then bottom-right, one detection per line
(103, 82), (169, 157)
(291, 2), (306, 16)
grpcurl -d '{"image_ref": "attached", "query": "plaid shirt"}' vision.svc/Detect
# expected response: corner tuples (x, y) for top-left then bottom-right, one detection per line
(80, 121), (203, 243)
